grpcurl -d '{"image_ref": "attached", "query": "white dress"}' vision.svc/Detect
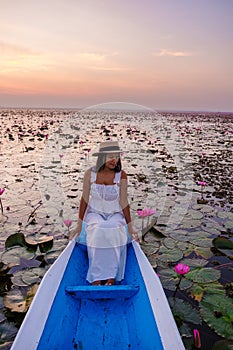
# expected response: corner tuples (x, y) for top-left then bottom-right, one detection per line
(84, 170), (128, 283)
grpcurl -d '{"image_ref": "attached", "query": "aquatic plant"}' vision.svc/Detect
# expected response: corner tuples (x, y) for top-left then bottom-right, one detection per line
(64, 219), (73, 236)
(197, 181), (208, 204)
(0, 188), (5, 213)
(173, 263), (190, 297)
(137, 207), (156, 230)
(193, 329), (201, 348)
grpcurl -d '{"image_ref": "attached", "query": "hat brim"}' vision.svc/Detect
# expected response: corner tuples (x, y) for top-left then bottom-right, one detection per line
(92, 150), (122, 156)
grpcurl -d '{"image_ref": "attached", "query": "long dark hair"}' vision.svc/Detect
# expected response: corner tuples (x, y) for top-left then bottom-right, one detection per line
(96, 153), (122, 173)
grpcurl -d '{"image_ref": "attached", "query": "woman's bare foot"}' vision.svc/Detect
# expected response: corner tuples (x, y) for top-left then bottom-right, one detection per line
(105, 278), (115, 286)
(92, 280), (101, 286)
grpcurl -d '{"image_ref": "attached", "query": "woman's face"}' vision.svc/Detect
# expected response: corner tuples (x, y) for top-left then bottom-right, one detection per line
(105, 153), (120, 169)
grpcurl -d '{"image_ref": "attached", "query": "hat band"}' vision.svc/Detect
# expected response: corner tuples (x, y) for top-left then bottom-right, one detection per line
(99, 145), (120, 152)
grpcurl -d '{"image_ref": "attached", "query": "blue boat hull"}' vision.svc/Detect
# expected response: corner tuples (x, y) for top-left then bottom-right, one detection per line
(11, 241), (185, 350)
(38, 243), (163, 350)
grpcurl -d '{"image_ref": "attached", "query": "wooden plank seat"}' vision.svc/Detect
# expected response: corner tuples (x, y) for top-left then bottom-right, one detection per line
(65, 285), (140, 300)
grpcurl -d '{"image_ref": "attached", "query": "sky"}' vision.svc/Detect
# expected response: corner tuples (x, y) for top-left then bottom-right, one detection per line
(1, 0), (233, 111)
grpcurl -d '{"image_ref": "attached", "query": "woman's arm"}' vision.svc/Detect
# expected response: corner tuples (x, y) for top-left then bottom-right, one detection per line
(120, 170), (140, 242)
(69, 169), (91, 239)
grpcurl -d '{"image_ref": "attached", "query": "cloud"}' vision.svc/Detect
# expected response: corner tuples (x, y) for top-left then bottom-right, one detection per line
(0, 41), (36, 56)
(153, 49), (193, 57)
(88, 66), (130, 72)
(77, 52), (106, 62)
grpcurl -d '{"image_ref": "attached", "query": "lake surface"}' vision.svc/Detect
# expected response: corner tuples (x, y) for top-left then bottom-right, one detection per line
(0, 108), (232, 349)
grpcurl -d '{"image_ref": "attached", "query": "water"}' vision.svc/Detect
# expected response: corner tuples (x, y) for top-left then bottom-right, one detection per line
(0, 108), (233, 349)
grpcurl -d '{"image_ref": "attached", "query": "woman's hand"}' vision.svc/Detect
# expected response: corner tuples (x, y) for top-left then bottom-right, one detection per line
(69, 220), (82, 240)
(128, 224), (141, 243)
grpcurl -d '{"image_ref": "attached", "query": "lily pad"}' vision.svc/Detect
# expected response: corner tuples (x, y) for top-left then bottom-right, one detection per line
(38, 236), (53, 253)
(188, 282), (225, 302)
(189, 237), (213, 248)
(1, 247), (35, 266)
(224, 220), (233, 230)
(158, 246), (183, 263)
(185, 209), (204, 220)
(217, 211), (233, 220)
(0, 321), (18, 342)
(200, 294), (233, 339)
(181, 258), (208, 267)
(168, 297), (202, 325)
(141, 242), (160, 256)
(212, 340), (233, 350)
(163, 237), (176, 249)
(5, 232), (26, 249)
(4, 284), (38, 313)
(158, 268), (193, 291)
(184, 244), (213, 259)
(21, 268), (45, 285)
(147, 254), (158, 269)
(186, 267), (221, 284)
(180, 219), (201, 229)
(213, 237), (233, 249)
(12, 268), (45, 287)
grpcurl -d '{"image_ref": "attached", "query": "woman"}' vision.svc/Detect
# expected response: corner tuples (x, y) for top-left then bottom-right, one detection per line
(70, 141), (139, 286)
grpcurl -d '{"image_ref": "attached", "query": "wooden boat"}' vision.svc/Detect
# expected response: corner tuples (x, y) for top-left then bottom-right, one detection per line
(11, 239), (185, 350)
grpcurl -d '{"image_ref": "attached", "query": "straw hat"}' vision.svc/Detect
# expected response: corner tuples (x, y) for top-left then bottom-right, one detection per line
(92, 141), (122, 156)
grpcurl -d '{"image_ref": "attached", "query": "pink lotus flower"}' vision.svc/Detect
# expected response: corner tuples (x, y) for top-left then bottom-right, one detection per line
(197, 181), (207, 186)
(137, 208), (156, 218)
(64, 219), (73, 227)
(174, 263), (190, 275)
(193, 329), (201, 348)
(137, 207), (156, 230)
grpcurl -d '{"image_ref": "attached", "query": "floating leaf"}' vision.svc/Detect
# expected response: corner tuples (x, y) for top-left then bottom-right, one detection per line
(38, 236), (53, 253)
(224, 220), (233, 230)
(188, 284), (205, 302)
(200, 294), (233, 339)
(21, 268), (45, 285)
(163, 237), (176, 249)
(213, 237), (233, 258)
(11, 272), (29, 287)
(0, 310), (5, 323)
(186, 267), (221, 284)
(176, 241), (191, 251)
(180, 219), (201, 229)
(1, 247), (35, 266)
(158, 246), (183, 263)
(143, 231), (161, 244)
(212, 340), (233, 350)
(213, 237), (233, 249)
(217, 211), (233, 220)
(24, 237), (38, 251)
(204, 282), (226, 296)
(169, 297), (202, 325)
(0, 321), (18, 342)
(147, 254), (158, 269)
(190, 237), (213, 248)
(186, 209), (204, 220)
(4, 288), (27, 313)
(5, 233), (26, 249)
(141, 242), (159, 256)
(184, 244), (213, 259)
(3, 284), (38, 314)
(181, 258), (208, 267)
(158, 268), (192, 291)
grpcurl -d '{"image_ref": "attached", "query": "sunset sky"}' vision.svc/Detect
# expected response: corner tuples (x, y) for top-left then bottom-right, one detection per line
(1, 0), (233, 111)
